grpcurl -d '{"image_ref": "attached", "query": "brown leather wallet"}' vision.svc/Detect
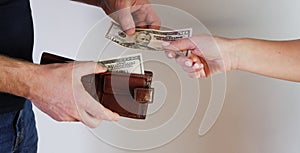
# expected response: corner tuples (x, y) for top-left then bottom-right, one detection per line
(40, 52), (154, 119)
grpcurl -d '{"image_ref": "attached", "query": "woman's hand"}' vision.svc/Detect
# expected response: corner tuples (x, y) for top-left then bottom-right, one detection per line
(163, 35), (237, 78)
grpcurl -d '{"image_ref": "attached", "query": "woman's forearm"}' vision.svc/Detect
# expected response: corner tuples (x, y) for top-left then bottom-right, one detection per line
(234, 38), (300, 82)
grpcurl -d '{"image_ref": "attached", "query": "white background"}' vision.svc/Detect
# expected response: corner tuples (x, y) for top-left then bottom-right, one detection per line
(30, 0), (300, 153)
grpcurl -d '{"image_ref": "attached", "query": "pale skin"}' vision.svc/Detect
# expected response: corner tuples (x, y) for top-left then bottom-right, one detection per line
(73, 0), (160, 34)
(163, 35), (300, 82)
(0, 0), (160, 128)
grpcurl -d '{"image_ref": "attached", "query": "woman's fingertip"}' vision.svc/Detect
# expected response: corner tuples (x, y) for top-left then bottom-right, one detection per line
(200, 69), (206, 78)
(199, 63), (204, 68)
(193, 63), (200, 69)
(185, 60), (193, 67)
(167, 52), (174, 58)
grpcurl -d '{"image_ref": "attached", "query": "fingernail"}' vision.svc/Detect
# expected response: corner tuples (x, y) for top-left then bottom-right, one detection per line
(199, 63), (204, 68)
(168, 53), (174, 58)
(193, 63), (200, 69)
(200, 69), (206, 78)
(125, 28), (135, 35)
(185, 60), (193, 67)
(162, 41), (170, 46)
(193, 63), (204, 70)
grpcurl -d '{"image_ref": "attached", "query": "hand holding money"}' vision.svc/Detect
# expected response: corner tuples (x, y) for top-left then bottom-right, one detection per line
(40, 52), (153, 120)
(99, 0), (160, 35)
(106, 22), (192, 52)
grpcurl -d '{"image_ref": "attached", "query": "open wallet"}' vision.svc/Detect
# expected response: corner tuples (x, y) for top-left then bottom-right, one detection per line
(40, 52), (154, 119)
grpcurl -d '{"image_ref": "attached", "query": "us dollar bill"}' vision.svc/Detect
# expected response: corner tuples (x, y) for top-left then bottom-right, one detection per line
(98, 53), (144, 74)
(105, 22), (192, 51)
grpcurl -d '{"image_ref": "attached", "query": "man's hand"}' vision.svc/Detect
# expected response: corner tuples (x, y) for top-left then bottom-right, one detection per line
(72, 0), (160, 34)
(99, 0), (160, 35)
(29, 62), (119, 128)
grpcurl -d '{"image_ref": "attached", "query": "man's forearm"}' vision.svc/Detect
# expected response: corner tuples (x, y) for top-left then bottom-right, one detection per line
(234, 38), (300, 82)
(0, 55), (37, 98)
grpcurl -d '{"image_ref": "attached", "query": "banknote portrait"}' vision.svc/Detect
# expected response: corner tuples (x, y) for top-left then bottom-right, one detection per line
(106, 22), (192, 51)
(121, 31), (155, 50)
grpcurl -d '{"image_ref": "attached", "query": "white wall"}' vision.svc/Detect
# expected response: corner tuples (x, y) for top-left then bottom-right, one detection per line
(31, 0), (300, 153)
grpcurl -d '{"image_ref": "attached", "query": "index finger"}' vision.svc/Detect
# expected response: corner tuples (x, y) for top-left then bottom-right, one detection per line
(144, 6), (161, 29)
(116, 7), (136, 35)
(162, 38), (196, 51)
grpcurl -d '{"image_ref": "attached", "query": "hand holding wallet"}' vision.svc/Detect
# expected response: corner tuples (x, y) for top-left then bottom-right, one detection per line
(40, 52), (154, 119)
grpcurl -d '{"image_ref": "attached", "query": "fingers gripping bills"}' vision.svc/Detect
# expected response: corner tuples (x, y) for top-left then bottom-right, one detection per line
(106, 22), (192, 51)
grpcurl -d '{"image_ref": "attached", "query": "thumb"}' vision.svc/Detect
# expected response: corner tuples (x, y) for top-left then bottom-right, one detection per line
(116, 2), (135, 35)
(75, 62), (107, 76)
(93, 63), (108, 74)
